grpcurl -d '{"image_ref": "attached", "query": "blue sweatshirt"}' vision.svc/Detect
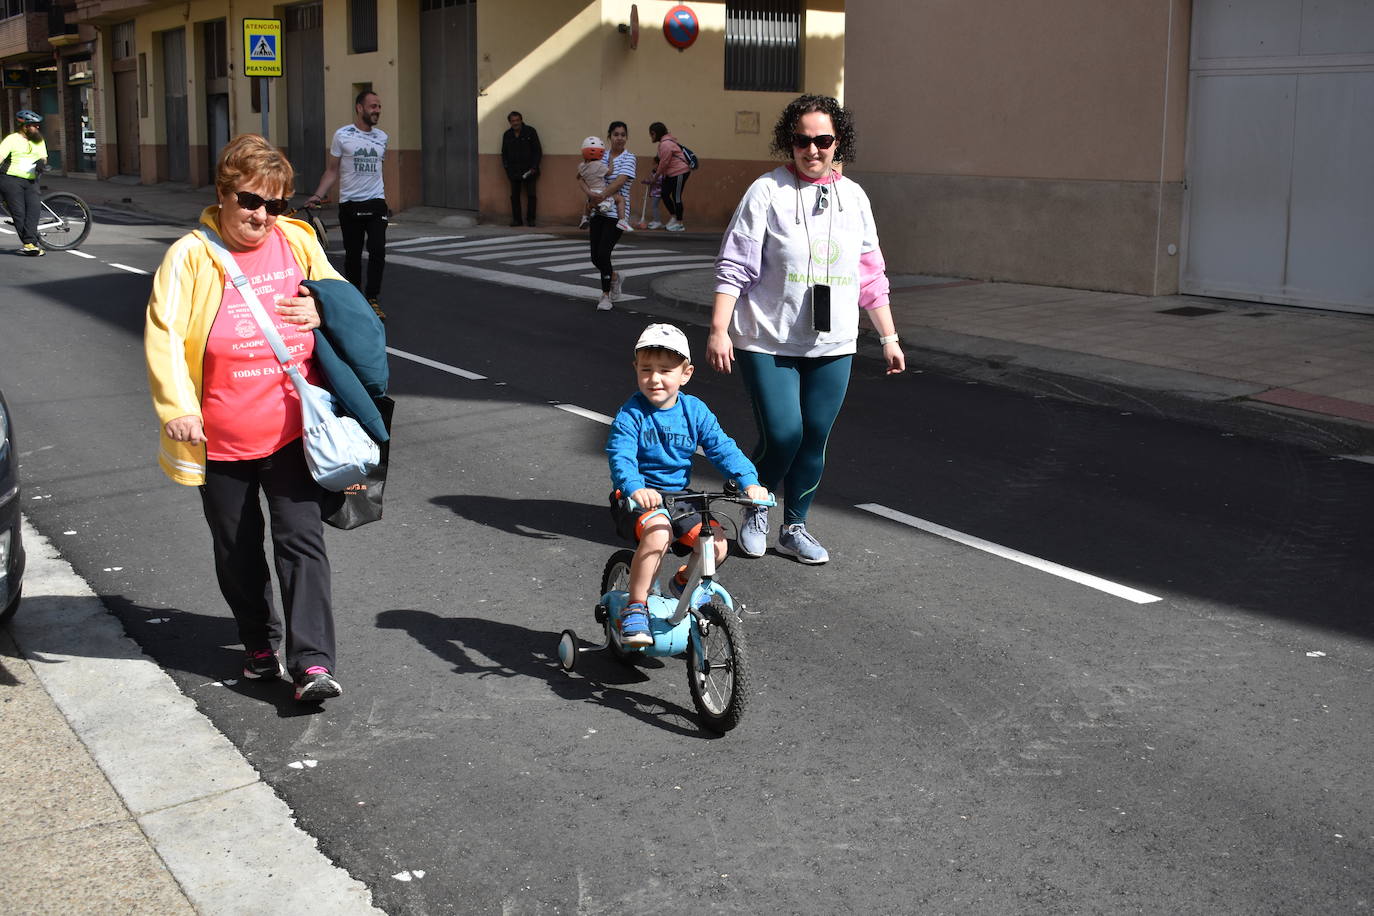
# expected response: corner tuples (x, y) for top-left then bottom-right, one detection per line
(607, 392), (760, 494)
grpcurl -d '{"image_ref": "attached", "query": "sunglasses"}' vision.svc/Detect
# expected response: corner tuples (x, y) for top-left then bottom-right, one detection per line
(817, 184), (830, 211)
(792, 133), (837, 150)
(234, 190), (292, 216)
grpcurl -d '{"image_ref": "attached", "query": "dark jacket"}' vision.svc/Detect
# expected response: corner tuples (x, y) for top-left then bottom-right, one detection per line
(501, 125), (542, 177)
(302, 279), (390, 443)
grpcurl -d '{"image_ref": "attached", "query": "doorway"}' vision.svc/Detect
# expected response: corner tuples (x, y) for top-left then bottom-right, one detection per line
(420, 0), (477, 209)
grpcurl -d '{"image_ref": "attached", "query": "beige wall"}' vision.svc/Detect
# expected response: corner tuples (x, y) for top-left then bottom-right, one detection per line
(847, 0), (1191, 294)
(476, 0), (847, 227)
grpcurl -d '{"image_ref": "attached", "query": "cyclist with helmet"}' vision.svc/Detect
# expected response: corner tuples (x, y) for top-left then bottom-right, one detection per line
(0, 110), (49, 256)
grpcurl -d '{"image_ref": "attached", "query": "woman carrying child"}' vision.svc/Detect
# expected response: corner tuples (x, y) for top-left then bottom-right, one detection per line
(707, 94), (905, 566)
(584, 120), (635, 311)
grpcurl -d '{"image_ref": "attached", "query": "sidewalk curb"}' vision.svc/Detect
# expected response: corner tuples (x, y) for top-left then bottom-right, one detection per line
(9, 519), (383, 915)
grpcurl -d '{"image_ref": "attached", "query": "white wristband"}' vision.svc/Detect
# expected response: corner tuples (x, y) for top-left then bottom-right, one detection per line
(879, 333), (900, 345)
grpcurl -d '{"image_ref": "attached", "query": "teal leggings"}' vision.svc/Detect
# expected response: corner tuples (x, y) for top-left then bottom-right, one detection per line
(735, 351), (852, 526)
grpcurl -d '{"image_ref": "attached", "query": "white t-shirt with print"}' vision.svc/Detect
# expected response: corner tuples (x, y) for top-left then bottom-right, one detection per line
(330, 124), (388, 202)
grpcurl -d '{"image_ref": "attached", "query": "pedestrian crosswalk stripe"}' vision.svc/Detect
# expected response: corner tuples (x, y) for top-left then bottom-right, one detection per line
(579, 261), (717, 279)
(403, 234), (557, 254)
(386, 252), (646, 301)
(386, 346), (486, 380)
(466, 242), (587, 261)
(388, 235), (466, 249)
(499, 246), (673, 266)
(544, 254), (709, 273)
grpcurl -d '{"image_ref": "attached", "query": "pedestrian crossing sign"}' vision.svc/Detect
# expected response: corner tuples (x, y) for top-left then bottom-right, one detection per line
(243, 19), (282, 77)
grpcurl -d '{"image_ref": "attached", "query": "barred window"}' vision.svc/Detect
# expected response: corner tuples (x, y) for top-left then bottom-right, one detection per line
(350, 0), (377, 54)
(112, 20), (135, 59)
(725, 0), (802, 93)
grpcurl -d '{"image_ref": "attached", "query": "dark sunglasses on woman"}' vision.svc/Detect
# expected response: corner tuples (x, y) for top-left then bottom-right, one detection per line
(234, 190), (292, 216)
(792, 133), (836, 150)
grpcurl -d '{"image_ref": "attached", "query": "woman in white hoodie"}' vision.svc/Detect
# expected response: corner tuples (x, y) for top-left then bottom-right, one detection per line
(708, 95), (904, 565)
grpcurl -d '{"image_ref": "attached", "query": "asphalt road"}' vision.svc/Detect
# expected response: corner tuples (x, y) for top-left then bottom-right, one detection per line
(2, 217), (1371, 914)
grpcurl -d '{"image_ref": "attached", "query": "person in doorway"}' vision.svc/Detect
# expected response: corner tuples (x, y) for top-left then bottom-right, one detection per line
(586, 120), (635, 311)
(649, 122), (691, 232)
(708, 94), (905, 565)
(310, 90), (389, 320)
(0, 110), (49, 256)
(145, 134), (349, 703)
(500, 110), (542, 227)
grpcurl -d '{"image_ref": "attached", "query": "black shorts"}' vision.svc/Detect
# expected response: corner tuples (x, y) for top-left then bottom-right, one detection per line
(608, 490), (717, 549)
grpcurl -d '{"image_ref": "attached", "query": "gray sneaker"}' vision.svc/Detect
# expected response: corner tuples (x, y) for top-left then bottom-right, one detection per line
(738, 505), (769, 558)
(777, 523), (829, 565)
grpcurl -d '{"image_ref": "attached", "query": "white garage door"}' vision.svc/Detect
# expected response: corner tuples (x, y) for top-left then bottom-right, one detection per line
(1182, 0), (1374, 314)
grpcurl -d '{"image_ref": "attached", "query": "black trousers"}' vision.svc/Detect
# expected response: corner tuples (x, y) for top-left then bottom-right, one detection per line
(199, 438), (335, 678)
(338, 198), (388, 300)
(0, 173), (40, 245)
(588, 213), (623, 293)
(508, 172), (537, 225)
(661, 172), (689, 222)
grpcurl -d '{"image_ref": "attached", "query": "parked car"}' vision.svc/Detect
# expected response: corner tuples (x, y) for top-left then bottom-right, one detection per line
(81, 128), (96, 155)
(0, 389), (25, 624)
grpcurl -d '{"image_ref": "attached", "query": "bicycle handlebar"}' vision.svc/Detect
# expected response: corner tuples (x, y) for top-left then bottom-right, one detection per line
(624, 489), (775, 513)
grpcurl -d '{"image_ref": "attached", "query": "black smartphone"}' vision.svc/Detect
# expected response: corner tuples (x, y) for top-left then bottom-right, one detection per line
(811, 283), (831, 332)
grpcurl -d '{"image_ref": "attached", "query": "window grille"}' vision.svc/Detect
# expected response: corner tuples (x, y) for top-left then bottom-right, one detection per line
(112, 20), (135, 59)
(350, 0), (377, 53)
(725, 0), (802, 93)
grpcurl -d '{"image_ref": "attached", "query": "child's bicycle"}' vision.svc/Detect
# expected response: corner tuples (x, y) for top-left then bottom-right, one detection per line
(2, 190), (92, 250)
(556, 485), (775, 733)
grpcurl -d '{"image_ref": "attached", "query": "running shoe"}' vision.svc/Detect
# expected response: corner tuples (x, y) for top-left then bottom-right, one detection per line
(21, 242), (42, 256)
(242, 649), (284, 681)
(646, 220), (664, 230)
(776, 523), (830, 565)
(619, 603), (653, 647)
(294, 666), (343, 702)
(596, 294), (613, 311)
(616, 218), (635, 232)
(738, 505), (769, 558)
(665, 219), (685, 232)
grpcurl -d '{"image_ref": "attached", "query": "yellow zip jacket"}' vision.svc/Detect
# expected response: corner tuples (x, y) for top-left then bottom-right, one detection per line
(144, 206), (344, 485)
(0, 131), (46, 178)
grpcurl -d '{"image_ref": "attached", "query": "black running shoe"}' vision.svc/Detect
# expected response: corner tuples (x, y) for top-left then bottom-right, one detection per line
(243, 649), (285, 680)
(294, 667), (343, 702)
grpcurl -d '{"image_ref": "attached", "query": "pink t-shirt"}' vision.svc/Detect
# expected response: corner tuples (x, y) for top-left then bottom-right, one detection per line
(201, 227), (319, 460)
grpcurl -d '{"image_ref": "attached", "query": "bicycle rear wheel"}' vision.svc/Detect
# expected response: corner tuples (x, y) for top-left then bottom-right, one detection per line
(37, 192), (92, 251)
(686, 600), (750, 732)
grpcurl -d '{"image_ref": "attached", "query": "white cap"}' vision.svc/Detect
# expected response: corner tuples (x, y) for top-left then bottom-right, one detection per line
(581, 135), (605, 151)
(635, 323), (691, 362)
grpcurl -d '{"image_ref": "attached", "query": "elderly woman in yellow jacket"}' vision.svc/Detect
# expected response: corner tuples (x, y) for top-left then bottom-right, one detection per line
(145, 133), (348, 704)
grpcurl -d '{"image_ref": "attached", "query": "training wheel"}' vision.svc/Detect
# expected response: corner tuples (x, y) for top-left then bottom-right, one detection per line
(557, 629), (579, 672)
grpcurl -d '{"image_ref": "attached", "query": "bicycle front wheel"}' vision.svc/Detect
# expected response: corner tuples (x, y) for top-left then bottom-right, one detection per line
(38, 192), (92, 250)
(686, 600), (750, 733)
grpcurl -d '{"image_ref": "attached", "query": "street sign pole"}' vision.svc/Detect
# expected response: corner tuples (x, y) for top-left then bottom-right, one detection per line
(261, 81), (269, 140)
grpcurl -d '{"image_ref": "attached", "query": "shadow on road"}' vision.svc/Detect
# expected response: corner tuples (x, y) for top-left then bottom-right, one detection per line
(430, 493), (621, 545)
(376, 608), (719, 738)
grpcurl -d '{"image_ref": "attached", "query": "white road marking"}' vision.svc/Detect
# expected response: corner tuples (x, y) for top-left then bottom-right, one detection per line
(500, 246), (679, 266)
(401, 234), (556, 254)
(855, 502), (1163, 604)
(465, 242), (588, 261)
(387, 235), (466, 249)
(1339, 454), (1374, 465)
(385, 252), (644, 301)
(110, 262), (150, 275)
(579, 260), (717, 279)
(68, 249), (97, 259)
(386, 346), (487, 379)
(555, 404), (614, 425)
(543, 254), (708, 273)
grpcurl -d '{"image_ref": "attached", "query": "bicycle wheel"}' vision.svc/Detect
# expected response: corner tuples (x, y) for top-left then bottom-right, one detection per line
(37, 192), (92, 251)
(686, 599), (750, 732)
(306, 210), (328, 248)
(600, 549), (635, 595)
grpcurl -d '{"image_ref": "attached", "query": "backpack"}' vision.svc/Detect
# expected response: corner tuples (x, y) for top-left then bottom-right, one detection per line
(675, 141), (699, 170)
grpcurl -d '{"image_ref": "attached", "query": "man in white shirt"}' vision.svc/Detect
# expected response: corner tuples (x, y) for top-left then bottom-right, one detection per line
(310, 90), (389, 319)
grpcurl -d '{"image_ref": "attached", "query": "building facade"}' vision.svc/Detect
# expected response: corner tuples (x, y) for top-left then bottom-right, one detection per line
(47, 0), (845, 227)
(846, 0), (1374, 314)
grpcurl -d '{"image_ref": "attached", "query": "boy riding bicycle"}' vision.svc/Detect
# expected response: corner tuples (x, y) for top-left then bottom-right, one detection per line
(607, 323), (770, 647)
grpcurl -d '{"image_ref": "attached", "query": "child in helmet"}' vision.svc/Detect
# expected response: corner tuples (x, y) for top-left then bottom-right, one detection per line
(576, 135), (619, 229)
